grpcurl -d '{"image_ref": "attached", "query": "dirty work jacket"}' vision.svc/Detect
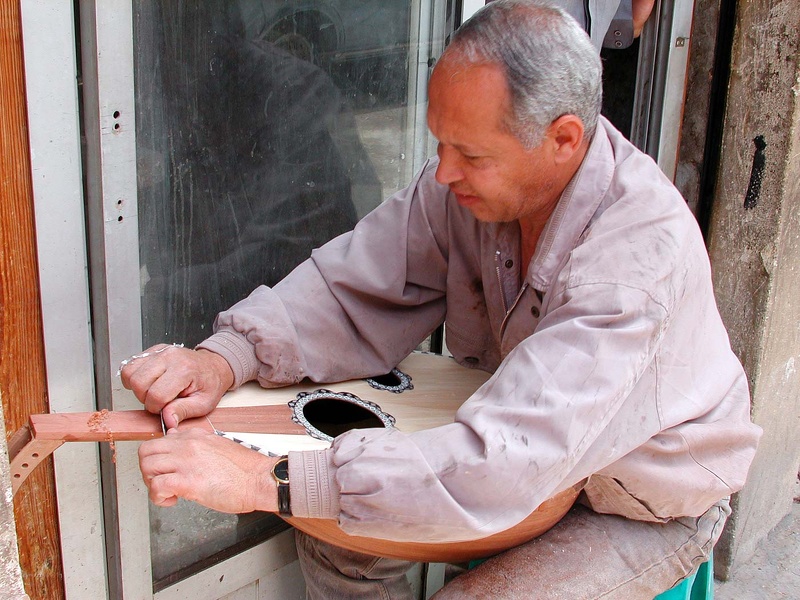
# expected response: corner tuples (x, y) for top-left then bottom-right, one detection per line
(198, 117), (761, 543)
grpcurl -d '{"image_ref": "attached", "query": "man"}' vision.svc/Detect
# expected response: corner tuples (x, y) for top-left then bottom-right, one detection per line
(558, 0), (655, 51)
(125, 1), (760, 598)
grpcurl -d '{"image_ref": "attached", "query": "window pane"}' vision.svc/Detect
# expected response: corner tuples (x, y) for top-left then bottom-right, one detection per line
(133, 0), (439, 583)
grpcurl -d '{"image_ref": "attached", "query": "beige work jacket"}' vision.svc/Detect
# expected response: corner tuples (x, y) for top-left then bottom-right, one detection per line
(200, 117), (761, 542)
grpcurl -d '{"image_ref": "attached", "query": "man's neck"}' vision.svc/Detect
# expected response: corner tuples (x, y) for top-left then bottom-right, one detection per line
(517, 137), (591, 280)
(518, 218), (546, 284)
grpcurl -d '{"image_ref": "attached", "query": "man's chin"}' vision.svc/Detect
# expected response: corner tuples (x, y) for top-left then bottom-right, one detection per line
(467, 207), (507, 223)
(455, 194), (493, 219)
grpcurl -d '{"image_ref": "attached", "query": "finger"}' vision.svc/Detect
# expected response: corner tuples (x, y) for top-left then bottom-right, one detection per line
(119, 344), (172, 390)
(161, 395), (218, 428)
(126, 361), (172, 407)
(138, 441), (181, 480)
(142, 371), (195, 416)
(148, 473), (182, 507)
(138, 435), (178, 462)
(152, 494), (178, 508)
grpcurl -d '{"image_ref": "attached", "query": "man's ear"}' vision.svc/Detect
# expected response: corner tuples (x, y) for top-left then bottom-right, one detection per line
(547, 115), (585, 164)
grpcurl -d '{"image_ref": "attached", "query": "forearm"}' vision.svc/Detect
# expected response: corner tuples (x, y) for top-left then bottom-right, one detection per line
(200, 162), (451, 388)
(284, 283), (669, 542)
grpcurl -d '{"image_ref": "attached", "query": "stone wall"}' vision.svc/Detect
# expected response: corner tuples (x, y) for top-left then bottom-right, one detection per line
(700, 0), (800, 578)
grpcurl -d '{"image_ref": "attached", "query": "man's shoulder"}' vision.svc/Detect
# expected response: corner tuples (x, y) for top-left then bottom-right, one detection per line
(595, 119), (689, 220)
(563, 121), (709, 300)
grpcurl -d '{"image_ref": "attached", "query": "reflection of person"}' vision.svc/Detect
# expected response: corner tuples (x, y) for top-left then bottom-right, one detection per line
(125, 2), (759, 598)
(539, 0), (655, 50)
(136, 2), (379, 347)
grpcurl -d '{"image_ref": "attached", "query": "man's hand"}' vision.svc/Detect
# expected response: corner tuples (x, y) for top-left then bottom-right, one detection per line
(120, 345), (235, 428)
(633, 0), (656, 38)
(138, 428), (279, 513)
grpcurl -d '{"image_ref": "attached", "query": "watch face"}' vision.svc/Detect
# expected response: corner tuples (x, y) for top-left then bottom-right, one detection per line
(273, 457), (289, 483)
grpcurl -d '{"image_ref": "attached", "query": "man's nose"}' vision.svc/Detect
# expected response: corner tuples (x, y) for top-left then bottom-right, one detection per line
(435, 145), (464, 185)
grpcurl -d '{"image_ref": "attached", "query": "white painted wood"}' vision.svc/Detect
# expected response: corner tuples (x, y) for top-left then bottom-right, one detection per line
(407, 563), (424, 599)
(220, 582), (256, 600)
(79, 0), (153, 595)
(656, 0), (695, 180)
(405, 0), (430, 186)
(256, 560), (306, 600)
(154, 530), (301, 600)
(462, 0), (486, 21)
(630, 0), (696, 180)
(19, 1), (107, 598)
(424, 563), (446, 599)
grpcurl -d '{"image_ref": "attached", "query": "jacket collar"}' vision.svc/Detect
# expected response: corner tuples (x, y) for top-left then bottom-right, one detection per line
(527, 117), (615, 291)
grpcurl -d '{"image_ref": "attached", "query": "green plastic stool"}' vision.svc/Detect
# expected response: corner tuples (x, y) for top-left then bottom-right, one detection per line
(653, 552), (713, 600)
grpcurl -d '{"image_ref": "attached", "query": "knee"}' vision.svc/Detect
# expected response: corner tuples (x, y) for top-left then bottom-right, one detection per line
(431, 563), (506, 599)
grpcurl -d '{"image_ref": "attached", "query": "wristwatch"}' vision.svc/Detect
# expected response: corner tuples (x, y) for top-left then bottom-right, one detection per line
(271, 456), (291, 516)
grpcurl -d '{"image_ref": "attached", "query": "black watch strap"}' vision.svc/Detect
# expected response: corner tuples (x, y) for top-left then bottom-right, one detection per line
(271, 456), (291, 516)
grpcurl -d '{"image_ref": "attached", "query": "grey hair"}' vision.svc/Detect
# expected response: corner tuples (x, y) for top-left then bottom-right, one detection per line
(444, 0), (602, 148)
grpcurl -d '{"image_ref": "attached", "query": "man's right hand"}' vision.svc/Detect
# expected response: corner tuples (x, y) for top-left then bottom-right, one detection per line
(120, 346), (235, 429)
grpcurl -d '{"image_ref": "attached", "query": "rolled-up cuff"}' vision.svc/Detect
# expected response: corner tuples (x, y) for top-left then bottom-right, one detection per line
(196, 330), (260, 389)
(288, 448), (340, 519)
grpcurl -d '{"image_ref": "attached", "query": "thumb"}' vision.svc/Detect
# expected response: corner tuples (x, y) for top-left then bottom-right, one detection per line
(162, 394), (218, 429)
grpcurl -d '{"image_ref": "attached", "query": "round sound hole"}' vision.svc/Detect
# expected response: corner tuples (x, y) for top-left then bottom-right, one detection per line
(365, 367), (413, 393)
(289, 390), (396, 442)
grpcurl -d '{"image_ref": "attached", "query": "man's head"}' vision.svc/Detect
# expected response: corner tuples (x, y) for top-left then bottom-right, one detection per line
(444, 0), (602, 148)
(427, 0), (603, 225)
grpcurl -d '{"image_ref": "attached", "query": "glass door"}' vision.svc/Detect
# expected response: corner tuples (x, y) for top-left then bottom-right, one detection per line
(79, 0), (452, 596)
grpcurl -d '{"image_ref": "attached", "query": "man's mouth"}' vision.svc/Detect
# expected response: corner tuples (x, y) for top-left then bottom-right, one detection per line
(452, 190), (480, 206)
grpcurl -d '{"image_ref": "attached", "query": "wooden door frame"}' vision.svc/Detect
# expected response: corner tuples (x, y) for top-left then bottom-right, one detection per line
(0, 1), (64, 597)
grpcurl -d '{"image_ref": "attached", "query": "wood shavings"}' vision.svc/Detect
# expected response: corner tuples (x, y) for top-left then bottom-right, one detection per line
(87, 409), (110, 431)
(86, 409), (117, 463)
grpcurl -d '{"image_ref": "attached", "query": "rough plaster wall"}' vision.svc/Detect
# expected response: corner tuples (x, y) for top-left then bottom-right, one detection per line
(705, 0), (800, 578)
(0, 397), (29, 599)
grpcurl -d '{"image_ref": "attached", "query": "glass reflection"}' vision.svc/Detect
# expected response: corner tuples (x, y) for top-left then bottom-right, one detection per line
(134, 0), (413, 583)
(136, 1), (390, 348)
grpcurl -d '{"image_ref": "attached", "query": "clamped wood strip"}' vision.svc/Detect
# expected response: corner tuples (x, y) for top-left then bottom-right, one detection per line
(8, 425), (64, 496)
(8, 405), (300, 496)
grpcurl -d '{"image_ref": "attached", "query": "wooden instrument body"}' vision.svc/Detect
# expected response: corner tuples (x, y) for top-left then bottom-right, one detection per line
(9, 353), (580, 562)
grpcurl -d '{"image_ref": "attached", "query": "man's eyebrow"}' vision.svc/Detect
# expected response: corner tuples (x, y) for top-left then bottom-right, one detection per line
(443, 140), (490, 156)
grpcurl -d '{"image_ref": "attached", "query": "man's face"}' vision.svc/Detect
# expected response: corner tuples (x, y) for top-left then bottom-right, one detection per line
(427, 59), (561, 224)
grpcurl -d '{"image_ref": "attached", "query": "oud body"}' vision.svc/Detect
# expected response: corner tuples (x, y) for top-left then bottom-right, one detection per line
(10, 352), (580, 562)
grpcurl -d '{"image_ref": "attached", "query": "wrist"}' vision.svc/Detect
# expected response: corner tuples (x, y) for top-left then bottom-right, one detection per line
(197, 349), (235, 392)
(271, 456), (291, 516)
(251, 456), (281, 513)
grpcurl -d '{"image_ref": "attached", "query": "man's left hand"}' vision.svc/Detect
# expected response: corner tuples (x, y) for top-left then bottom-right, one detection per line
(138, 428), (279, 513)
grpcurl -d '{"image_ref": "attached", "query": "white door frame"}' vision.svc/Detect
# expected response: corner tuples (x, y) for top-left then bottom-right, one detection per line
(22, 0), (435, 597)
(20, 1), (107, 597)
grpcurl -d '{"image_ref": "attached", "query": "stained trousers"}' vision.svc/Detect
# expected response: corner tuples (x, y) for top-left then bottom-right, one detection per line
(295, 497), (730, 600)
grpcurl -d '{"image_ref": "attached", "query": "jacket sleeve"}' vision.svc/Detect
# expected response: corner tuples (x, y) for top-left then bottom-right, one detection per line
(197, 160), (451, 388)
(291, 275), (671, 543)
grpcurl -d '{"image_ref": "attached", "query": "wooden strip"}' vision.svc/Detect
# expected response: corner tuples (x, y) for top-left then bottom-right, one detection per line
(28, 405), (304, 442)
(202, 405), (304, 435)
(9, 406), (304, 496)
(10, 438), (64, 496)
